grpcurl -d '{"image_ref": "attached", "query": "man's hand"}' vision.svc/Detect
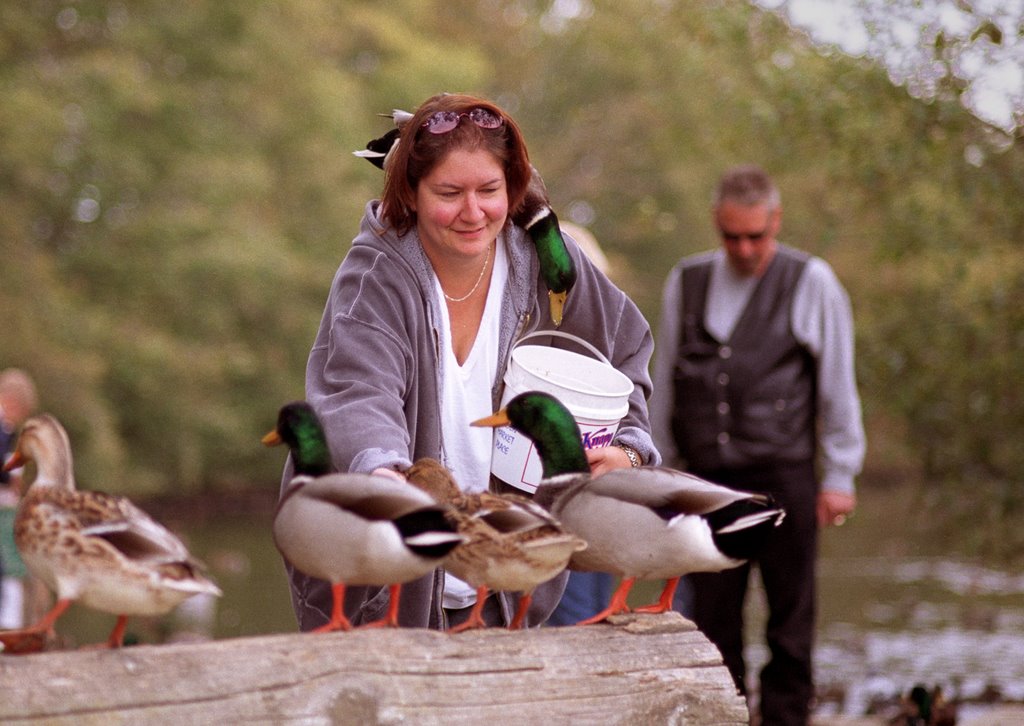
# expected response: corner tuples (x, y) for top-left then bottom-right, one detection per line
(817, 490), (856, 528)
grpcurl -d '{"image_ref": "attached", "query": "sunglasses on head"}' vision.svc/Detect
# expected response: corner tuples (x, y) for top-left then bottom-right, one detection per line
(719, 227), (769, 243)
(421, 108), (504, 135)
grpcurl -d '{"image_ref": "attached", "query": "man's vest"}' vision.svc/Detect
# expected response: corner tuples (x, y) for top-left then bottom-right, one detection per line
(670, 245), (816, 471)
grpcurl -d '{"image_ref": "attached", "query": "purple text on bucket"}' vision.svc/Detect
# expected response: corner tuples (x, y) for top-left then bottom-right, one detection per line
(581, 428), (614, 450)
(495, 427), (515, 455)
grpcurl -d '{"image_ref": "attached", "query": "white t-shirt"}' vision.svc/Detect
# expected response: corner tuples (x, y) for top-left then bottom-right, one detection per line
(434, 237), (508, 609)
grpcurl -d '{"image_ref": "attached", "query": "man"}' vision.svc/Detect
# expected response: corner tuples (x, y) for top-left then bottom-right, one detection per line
(650, 165), (865, 725)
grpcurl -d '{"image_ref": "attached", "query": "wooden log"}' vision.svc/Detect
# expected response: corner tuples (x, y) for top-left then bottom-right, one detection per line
(0, 612), (747, 724)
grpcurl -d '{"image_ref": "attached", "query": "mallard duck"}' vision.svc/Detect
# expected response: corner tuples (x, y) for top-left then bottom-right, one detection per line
(518, 167), (576, 327)
(891, 684), (958, 726)
(351, 126), (401, 170)
(265, 402), (464, 632)
(0, 414), (221, 652)
(350, 109), (409, 171)
(472, 391), (785, 625)
(405, 458), (585, 632)
(353, 111), (576, 326)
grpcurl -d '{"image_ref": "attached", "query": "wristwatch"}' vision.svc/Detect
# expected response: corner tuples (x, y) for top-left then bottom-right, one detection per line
(618, 444), (642, 468)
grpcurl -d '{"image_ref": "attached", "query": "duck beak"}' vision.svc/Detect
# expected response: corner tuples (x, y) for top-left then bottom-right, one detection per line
(261, 430), (283, 447)
(548, 290), (567, 327)
(2, 449), (24, 472)
(471, 409), (510, 428)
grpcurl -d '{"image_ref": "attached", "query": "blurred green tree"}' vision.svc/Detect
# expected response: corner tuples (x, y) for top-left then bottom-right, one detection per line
(0, 0), (491, 493)
(1, 0), (1022, 561)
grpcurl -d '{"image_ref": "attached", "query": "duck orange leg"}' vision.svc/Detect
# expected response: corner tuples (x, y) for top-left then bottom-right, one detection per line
(107, 615), (130, 648)
(508, 591), (532, 630)
(633, 577), (680, 614)
(0, 598), (72, 654)
(449, 586), (490, 633)
(313, 582), (353, 632)
(358, 583), (403, 629)
(576, 576), (637, 625)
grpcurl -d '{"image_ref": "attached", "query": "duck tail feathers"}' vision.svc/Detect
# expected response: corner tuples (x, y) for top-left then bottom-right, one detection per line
(708, 501), (786, 561)
(352, 148), (386, 168)
(393, 507), (465, 559)
(716, 507), (786, 534)
(390, 109), (414, 127)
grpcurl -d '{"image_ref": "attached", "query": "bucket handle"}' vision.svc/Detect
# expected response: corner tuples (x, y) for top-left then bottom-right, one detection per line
(513, 330), (611, 365)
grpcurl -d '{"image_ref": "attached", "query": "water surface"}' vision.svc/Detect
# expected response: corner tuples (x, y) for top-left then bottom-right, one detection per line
(36, 482), (1024, 719)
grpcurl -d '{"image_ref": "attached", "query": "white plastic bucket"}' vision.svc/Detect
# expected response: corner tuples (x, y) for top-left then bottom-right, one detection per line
(490, 331), (634, 493)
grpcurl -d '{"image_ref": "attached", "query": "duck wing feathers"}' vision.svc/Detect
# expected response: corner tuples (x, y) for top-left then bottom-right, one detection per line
(279, 473), (442, 521)
(19, 487), (204, 573)
(467, 492), (563, 533)
(63, 490), (197, 565)
(582, 467), (765, 518)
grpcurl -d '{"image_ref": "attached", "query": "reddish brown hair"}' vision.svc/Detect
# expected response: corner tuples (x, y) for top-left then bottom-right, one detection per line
(380, 93), (532, 235)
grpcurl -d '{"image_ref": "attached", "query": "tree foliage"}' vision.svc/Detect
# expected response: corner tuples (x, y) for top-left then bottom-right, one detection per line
(760, 0), (1024, 134)
(1, 0), (487, 492)
(2, 1), (1022, 560)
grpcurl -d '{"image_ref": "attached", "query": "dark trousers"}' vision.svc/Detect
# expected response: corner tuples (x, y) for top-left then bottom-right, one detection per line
(546, 571), (615, 626)
(444, 590), (504, 629)
(688, 460), (818, 726)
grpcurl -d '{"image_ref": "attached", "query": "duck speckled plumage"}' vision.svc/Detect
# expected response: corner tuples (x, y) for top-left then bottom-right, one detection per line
(0, 415), (221, 652)
(473, 391), (785, 624)
(405, 458), (585, 631)
(265, 402), (465, 632)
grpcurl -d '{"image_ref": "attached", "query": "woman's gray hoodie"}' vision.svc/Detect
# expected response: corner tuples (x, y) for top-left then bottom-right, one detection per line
(282, 200), (660, 630)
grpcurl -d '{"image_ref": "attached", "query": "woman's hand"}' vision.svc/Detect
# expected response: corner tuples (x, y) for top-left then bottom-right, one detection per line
(585, 446), (635, 477)
(372, 467), (407, 483)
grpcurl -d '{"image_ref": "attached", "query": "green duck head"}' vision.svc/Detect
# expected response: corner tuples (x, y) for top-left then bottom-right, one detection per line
(472, 391), (589, 479)
(263, 401), (333, 477)
(528, 209), (577, 327)
(512, 166), (577, 327)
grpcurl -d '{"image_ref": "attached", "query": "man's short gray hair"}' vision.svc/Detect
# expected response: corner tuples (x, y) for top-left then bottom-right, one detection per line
(714, 164), (781, 209)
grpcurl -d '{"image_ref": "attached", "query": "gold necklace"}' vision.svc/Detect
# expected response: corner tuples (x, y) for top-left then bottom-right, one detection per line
(443, 242), (492, 303)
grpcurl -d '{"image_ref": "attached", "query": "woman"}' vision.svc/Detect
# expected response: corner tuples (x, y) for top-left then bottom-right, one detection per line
(284, 92), (660, 630)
